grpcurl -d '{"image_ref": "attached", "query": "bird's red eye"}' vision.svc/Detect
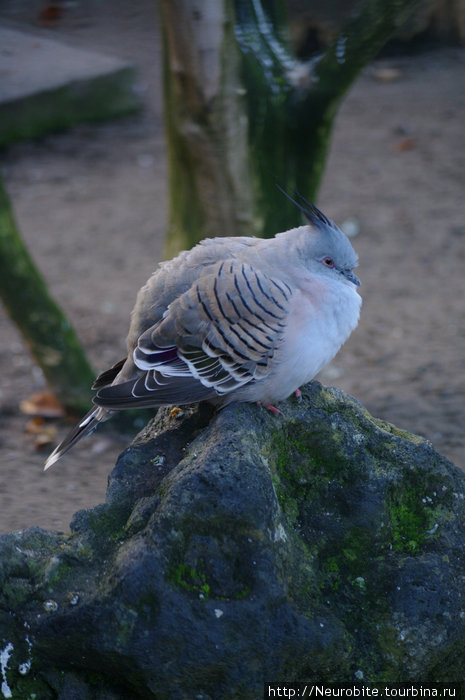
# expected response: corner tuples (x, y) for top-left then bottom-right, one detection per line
(322, 257), (334, 268)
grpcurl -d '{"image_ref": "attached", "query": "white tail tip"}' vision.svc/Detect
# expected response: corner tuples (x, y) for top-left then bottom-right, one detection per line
(44, 449), (61, 471)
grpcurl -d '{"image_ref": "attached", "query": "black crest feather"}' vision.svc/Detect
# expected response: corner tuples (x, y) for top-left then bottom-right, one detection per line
(276, 185), (337, 231)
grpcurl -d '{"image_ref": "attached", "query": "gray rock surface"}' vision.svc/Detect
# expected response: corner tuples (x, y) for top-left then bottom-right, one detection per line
(0, 27), (139, 147)
(1, 382), (465, 698)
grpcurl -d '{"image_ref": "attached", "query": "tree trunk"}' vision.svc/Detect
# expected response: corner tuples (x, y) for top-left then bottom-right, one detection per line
(160, 0), (255, 256)
(160, 0), (424, 254)
(0, 174), (95, 413)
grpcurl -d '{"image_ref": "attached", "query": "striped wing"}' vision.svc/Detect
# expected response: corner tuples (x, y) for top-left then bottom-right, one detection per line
(132, 259), (293, 398)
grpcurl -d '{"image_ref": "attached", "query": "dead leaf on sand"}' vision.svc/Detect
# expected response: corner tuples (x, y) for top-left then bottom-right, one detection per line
(20, 391), (65, 418)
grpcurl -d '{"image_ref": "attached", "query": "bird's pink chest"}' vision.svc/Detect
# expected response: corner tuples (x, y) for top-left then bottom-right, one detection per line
(280, 279), (360, 387)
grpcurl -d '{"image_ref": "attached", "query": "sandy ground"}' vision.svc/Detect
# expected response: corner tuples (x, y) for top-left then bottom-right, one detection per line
(0, 1), (464, 534)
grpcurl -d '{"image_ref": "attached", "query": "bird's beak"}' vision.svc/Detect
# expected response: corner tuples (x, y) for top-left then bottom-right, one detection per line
(344, 270), (361, 287)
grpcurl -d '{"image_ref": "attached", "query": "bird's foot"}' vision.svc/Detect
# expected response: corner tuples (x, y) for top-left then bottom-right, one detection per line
(294, 388), (302, 403)
(263, 404), (282, 416)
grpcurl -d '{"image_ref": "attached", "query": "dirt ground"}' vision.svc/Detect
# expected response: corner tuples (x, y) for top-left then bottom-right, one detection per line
(1, 1), (464, 534)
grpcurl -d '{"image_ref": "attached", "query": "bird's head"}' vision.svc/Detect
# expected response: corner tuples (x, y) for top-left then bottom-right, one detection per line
(278, 188), (360, 288)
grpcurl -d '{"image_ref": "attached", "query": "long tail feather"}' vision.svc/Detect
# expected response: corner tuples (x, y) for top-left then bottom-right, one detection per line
(44, 406), (111, 471)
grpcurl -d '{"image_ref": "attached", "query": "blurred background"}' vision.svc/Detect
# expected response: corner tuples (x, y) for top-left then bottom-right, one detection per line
(0, 0), (464, 532)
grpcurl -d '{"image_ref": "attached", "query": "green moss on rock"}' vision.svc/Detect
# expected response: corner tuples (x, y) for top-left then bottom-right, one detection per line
(169, 561), (212, 598)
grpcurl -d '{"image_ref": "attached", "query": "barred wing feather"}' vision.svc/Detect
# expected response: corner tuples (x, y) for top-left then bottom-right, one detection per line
(125, 259), (292, 401)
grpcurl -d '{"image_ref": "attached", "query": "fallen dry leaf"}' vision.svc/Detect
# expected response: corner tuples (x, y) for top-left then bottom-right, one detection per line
(394, 137), (417, 152)
(26, 416), (45, 434)
(372, 67), (403, 83)
(26, 416), (56, 433)
(34, 433), (56, 450)
(20, 391), (65, 418)
(38, 5), (63, 25)
(24, 418), (57, 450)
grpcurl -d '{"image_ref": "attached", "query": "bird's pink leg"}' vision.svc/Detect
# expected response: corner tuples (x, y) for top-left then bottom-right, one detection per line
(264, 404), (282, 416)
(265, 389), (301, 413)
(256, 401), (282, 416)
(267, 389), (301, 412)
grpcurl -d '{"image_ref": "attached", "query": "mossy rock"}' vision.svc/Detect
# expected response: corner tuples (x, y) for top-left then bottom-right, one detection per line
(1, 383), (464, 698)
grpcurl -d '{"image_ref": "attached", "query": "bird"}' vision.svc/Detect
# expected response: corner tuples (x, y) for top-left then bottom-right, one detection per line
(44, 191), (361, 470)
